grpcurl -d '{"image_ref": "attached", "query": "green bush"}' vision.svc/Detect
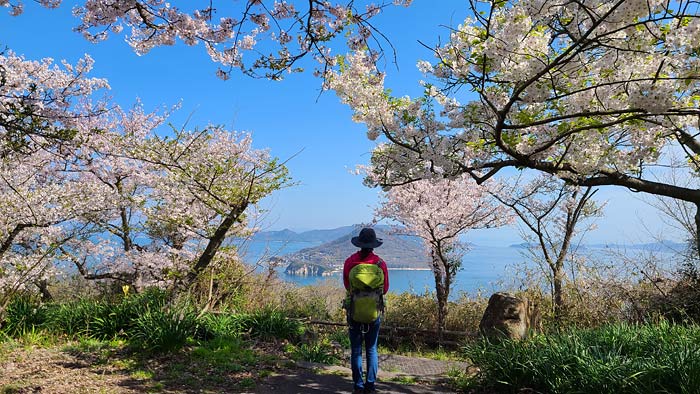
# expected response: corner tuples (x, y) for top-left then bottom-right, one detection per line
(238, 309), (305, 341)
(200, 313), (246, 339)
(289, 338), (340, 364)
(462, 321), (700, 393)
(43, 288), (170, 340)
(43, 299), (109, 338)
(130, 307), (200, 352)
(1, 296), (46, 336)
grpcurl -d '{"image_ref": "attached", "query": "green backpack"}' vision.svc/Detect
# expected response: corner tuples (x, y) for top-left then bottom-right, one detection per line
(346, 260), (385, 324)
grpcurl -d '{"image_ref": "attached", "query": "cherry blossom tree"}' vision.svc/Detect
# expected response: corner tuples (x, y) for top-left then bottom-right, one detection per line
(57, 106), (291, 292)
(0, 50), (113, 314)
(3, 0), (412, 80)
(329, 0), (700, 253)
(0, 147), (99, 313)
(376, 174), (510, 335)
(0, 51), (109, 157)
(1, 73), (290, 314)
(493, 175), (603, 322)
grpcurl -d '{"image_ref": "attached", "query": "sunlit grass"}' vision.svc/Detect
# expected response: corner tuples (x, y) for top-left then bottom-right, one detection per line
(461, 321), (700, 393)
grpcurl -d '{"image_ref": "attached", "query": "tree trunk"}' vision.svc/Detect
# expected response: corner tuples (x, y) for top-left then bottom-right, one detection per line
(552, 264), (564, 323)
(179, 202), (247, 291)
(36, 279), (53, 302)
(431, 251), (449, 344)
(695, 203), (700, 259)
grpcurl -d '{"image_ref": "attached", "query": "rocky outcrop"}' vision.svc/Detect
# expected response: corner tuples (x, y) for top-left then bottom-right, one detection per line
(479, 292), (534, 341)
(284, 262), (334, 276)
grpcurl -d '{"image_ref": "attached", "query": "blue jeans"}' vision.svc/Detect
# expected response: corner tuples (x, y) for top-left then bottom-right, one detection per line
(348, 317), (381, 391)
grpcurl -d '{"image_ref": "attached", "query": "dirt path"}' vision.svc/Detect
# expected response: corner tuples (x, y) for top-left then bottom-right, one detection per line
(0, 344), (464, 394)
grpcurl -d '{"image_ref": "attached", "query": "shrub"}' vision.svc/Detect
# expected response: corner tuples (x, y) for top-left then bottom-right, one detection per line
(463, 321), (700, 393)
(130, 307), (200, 352)
(200, 313), (246, 339)
(43, 299), (109, 338)
(278, 281), (345, 320)
(383, 291), (486, 333)
(288, 338), (340, 364)
(1, 296), (46, 336)
(42, 288), (171, 340)
(238, 309), (305, 341)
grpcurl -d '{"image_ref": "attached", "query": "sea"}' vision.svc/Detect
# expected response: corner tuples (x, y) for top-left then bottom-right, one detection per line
(238, 240), (679, 299)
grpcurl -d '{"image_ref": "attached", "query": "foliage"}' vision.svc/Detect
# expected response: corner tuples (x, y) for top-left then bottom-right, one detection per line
(330, 0), (700, 249)
(4, 1), (412, 80)
(383, 291), (487, 334)
(200, 313), (246, 339)
(129, 306), (201, 352)
(42, 288), (169, 339)
(288, 338), (341, 364)
(278, 281), (346, 321)
(462, 322), (700, 393)
(237, 309), (306, 341)
(0, 296), (45, 337)
(190, 336), (258, 373)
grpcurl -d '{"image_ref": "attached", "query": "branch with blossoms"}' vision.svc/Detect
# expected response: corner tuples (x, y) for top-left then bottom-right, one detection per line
(0, 51), (110, 157)
(328, 0), (700, 249)
(3, 0), (413, 80)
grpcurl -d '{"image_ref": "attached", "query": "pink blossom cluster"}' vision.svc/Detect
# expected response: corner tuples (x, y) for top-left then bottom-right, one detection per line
(328, 0), (700, 191)
(376, 174), (511, 250)
(3, 0), (412, 79)
(1, 55), (288, 296)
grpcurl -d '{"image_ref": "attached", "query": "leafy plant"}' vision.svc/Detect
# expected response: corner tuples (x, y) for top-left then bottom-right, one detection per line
(1, 296), (45, 337)
(200, 313), (246, 339)
(463, 321), (700, 393)
(130, 307), (200, 352)
(43, 299), (107, 337)
(238, 309), (305, 341)
(289, 339), (340, 364)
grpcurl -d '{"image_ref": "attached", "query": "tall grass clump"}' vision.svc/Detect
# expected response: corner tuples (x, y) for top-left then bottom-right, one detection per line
(462, 321), (700, 393)
(1, 296), (46, 336)
(200, 313), (246, 339)
(43, 299), (109, 338)
(43, 288), (169, 339)
(238, 309), (305, 341)
(130, 306), (201, 352)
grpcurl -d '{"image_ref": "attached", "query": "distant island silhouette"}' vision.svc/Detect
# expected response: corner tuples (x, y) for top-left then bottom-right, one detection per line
(254, 225), (430, 276)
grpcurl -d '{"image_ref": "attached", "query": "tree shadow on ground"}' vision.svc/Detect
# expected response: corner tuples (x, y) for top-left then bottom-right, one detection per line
(257, 368), (457, 394)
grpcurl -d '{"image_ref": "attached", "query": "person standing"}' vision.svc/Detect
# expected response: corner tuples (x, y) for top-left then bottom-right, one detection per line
(343, 227), (390, 394)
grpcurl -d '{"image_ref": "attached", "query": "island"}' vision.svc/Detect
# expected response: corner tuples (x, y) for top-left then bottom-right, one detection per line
(261, 226), (431, 276)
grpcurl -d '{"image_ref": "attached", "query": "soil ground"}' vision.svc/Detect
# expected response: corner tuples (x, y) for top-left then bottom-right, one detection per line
(0, 342), (465, 394)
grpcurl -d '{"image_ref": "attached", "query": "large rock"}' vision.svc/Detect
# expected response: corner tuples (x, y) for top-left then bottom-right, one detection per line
(479, 292), (533, 341)
(283, 262), (333, 276)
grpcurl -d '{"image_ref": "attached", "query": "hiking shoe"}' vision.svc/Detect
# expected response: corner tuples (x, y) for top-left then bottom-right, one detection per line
(352, 389), (364, 394)
(364, 388), (377, 394)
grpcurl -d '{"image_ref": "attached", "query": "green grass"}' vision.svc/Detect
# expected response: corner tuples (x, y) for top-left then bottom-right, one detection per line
(190, 336), (257, 373)
(1, 384), (24, 394)
(237, 309), (306, 341)
(287, 338), (340, 364)
(461, 321), (700, 394)
(390, 375), (417, 384)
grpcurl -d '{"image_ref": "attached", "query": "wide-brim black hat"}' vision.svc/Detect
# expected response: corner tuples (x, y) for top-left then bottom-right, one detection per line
(351, 227), (383, 248)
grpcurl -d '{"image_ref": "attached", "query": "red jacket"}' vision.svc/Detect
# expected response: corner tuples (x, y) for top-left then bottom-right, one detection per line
(343, 251), (389, 294)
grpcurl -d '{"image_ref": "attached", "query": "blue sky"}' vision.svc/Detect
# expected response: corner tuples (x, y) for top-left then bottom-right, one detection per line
(0, 2), (683, 245)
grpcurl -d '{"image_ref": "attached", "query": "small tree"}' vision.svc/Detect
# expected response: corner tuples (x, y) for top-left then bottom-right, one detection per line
(493, 175), (603, 322)
(60, 107), (292, 292)
(376, 175), (510, 336)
